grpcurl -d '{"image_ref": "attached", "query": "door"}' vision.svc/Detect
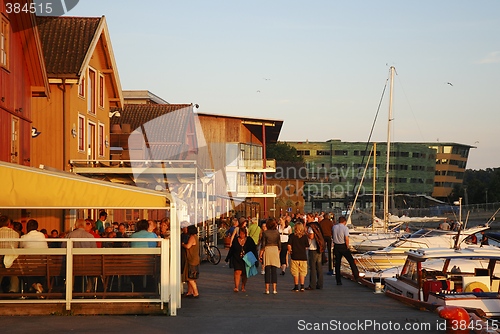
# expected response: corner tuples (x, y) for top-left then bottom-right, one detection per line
(11, 117), (19, 164)
(87, 122), (96, 160)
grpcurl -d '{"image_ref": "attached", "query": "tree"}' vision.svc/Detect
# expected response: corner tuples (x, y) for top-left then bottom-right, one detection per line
(462, 168), (500, 204)
(266, 142), (303, 162)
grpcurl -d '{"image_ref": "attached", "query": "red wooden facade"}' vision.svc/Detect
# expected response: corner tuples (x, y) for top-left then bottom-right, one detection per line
(0, 0), (49, 166)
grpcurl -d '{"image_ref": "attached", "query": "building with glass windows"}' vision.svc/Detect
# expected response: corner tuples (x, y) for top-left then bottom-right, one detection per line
(286, 140), (473, 211)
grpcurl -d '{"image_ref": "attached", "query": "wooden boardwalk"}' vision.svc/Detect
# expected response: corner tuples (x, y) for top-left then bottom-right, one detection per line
(0, 248), (446, 333)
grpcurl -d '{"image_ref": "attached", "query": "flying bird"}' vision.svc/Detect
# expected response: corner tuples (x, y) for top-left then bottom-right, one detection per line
(263, 78), (270, 81)
(256, 90), (261, 93)
(446, 82), (453, 86)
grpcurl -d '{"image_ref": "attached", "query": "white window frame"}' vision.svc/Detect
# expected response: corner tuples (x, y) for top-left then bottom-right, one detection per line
(78, 114), (85, 152)
(87, 67), (97, 115)
(87, 120), (97, 160)
(1, 17), (9, 68)
(98, 73), (105, 109)
(98, 122), (105, 157)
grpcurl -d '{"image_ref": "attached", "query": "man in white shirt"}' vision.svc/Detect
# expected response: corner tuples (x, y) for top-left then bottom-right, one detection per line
(21, 219), (48, 249)
(0, 215), (20, 293)
(332, 216), (359, 285)
(20, 219), (48, 294)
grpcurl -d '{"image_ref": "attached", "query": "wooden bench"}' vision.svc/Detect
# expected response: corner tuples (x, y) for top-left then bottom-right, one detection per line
(72, 254), (161, 296)
(0, 255), (65, 295)
(0, 253), (161, 299)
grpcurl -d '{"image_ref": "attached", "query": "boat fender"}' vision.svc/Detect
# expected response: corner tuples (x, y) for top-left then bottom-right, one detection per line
(464, 281), (489, 293)
(437, 306), (470, 334)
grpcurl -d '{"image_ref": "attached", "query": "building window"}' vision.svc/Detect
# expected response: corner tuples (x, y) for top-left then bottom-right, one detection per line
(99, 74), (105, 108)
(125, 209), (140, 221)
(316, 150), (331, 156)
(88, 68), (96, 114)
(98, 123), (105, 157)
(1, 18), (8, 68)
(78, 115), (85, 151)
(297, 150), (310, 156)
(78, 76), (85, 97)
(334, 150), (348, 156)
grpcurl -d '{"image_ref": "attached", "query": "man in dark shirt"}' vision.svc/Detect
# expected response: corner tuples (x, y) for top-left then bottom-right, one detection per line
(319, 213), (334, 275)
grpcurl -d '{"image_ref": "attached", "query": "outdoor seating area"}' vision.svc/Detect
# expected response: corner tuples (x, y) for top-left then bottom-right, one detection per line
(0, 239), (173, 315)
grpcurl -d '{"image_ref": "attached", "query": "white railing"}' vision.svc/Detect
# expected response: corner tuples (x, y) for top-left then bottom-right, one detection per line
(0, 238), (174, 315)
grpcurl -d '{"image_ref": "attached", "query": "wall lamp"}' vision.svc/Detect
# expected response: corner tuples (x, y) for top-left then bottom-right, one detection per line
(109, 111), (121, 118)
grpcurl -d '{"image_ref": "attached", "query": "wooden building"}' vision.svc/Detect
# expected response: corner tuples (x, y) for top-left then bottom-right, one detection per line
(195, 113), (283, 219)
(0, 0), (49, 165)
(27, 15), (123, 232)
(31, 15), (123, 171)
(0, 0), (50, 227)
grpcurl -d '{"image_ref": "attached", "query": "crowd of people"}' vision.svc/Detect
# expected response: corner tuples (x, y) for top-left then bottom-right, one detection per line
(222, 212), (361, 295)
(0, 212), (174, 295)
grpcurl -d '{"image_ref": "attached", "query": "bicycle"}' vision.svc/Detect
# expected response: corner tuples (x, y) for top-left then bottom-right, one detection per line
(200, 237), (221, 265)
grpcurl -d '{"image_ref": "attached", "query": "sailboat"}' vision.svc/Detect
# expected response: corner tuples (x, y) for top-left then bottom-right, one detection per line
(344, 67), (490, 273)
(348, 67), (445, 252)
(346, 142), (408, 250)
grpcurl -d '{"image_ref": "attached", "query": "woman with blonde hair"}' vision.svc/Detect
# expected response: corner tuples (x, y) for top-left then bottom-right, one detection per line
(287, 222), (310, 292)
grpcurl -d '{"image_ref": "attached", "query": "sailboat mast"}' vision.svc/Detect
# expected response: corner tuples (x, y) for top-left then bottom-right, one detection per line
(372, 142), (376, 231)
(384, 66), (395, 227)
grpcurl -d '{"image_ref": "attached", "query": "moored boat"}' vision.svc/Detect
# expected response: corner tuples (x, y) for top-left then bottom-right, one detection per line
(351, 224), (489, 273)
(384, 245), (500, 317)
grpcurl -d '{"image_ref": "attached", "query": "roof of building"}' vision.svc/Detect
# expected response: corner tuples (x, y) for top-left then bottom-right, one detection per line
(196, 112), (283, 143)
(111, 104), (195, 160)
(123, 90), (170, 104)
(36, 16), (101, 76)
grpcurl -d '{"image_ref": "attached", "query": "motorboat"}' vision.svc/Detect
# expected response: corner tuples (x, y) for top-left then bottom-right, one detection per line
(363, 247), (499, 283)
(351, 224), (489, 273)
(384, 245), (500, 317)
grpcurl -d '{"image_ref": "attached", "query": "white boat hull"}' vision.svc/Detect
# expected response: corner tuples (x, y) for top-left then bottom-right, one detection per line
(384, 246), (500, 318)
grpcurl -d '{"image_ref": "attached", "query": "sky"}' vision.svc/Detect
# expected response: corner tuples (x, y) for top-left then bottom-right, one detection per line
(68, 0), (500, 170)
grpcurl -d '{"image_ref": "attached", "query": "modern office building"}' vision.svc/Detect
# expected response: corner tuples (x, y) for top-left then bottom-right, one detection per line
(423, 142), (474, 198)
(286, 140), (473, 211)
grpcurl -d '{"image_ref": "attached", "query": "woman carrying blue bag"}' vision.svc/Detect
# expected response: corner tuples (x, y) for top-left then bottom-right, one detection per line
(225, 227), (257, 292)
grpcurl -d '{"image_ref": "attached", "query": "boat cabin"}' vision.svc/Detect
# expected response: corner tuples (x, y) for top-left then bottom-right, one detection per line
(386, 246), (500, 317)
